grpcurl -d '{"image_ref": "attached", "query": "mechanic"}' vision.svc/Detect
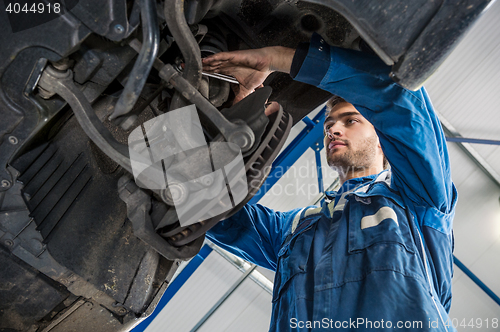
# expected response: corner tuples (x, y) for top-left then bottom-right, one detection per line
(202, 34), (457, 331)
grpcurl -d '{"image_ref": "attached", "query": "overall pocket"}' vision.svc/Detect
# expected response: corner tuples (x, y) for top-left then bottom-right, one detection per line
(337, 194), (426, 286)
(272, 216), (320, 303)
(348, 194), (416, 254)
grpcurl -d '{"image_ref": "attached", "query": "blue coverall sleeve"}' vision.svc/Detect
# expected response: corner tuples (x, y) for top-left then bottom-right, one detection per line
(294, 34), (456, 220)
(206, 204), (302, 271)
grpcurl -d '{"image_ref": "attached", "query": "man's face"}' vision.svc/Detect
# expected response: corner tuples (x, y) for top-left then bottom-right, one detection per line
(323, 102), (382, 172)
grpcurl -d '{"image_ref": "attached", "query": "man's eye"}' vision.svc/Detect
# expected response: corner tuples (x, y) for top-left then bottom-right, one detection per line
(347, 119), (358, 124)
(325, 124), (332, 130)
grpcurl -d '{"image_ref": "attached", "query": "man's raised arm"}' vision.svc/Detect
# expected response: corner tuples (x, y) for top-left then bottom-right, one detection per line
(203, 35), (456, 226)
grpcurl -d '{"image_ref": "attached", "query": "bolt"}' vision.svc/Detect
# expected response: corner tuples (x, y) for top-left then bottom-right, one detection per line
(38, 86), (55, 99)
(85, 302), (93, 308)
(1, 180), (11, 188)
(60, 278), (68, 284)
(170, 186), (182, 201)
(117, 307), (127, 315)
(45, 66), (72, 79)
(4, 239), (13, 247)
(52, 58), (71, 71)
(228, 129), (254, 152)
(114, 24), (124, 34)
(8, 136), (18, 145)
(318, 46), (323, 51)
(202, 175), (213, 186)
(197, 174), (214, 187)
(161, 184), (187, 206)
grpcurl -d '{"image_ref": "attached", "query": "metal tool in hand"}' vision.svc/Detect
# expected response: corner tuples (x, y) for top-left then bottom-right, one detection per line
(201, 71), (240, 85)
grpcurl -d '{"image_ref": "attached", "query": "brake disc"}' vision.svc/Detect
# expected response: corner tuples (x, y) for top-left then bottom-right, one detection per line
(160, 105), (292, 246)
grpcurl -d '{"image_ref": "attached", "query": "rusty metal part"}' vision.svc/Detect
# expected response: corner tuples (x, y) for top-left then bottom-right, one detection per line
(165, 0), (203, 109)
(37, 66), (133, 173)
(159, 64), (255, 152)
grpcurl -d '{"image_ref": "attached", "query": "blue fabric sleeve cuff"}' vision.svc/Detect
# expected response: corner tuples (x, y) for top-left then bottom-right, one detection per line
(293, 33), (331, 87)
(290, 42), (310, 78)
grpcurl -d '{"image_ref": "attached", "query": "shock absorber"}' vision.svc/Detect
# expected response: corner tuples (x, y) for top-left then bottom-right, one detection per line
(199, 28), (231, 107)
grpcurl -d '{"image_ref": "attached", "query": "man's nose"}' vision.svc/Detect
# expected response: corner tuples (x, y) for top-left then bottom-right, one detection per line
(327, 124), (343, 139)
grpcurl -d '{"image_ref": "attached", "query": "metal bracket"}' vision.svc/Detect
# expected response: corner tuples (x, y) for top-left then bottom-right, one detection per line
(117, 175), (204, 260)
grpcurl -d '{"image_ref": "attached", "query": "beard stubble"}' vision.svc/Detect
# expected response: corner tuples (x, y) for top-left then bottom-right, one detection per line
(326, 134), (378, 176)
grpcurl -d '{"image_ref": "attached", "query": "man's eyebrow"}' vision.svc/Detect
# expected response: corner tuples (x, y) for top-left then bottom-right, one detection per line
(324, 111), (360, 125)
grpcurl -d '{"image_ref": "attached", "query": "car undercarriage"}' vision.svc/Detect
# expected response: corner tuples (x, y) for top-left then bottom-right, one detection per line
(0, 0), (492, 331)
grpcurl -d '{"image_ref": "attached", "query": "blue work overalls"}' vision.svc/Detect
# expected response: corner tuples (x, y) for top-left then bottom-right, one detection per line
(207, 33), (457, 331)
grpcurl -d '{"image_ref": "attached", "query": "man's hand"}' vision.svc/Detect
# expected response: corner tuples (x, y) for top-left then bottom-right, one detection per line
(202, 46), (295, 104)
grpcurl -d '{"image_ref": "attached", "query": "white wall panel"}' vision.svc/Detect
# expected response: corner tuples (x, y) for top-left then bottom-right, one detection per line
(468, 236), (500, 296)
(485, 149), (500, 169)
(258, 147), (320, 212)
(449, 266), (500, 332)
(198, 278), (272, 332)
(256, 265), (275, 283)
(446, 143), (483, 189)
(222, 290), (273, 332)
(144, 253), (243, 332)
(452, 168), (500, 267)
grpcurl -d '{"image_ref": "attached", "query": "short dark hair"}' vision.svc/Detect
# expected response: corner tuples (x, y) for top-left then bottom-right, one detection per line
(326, 95), (348, 114)
(325, 95), (390, 170)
